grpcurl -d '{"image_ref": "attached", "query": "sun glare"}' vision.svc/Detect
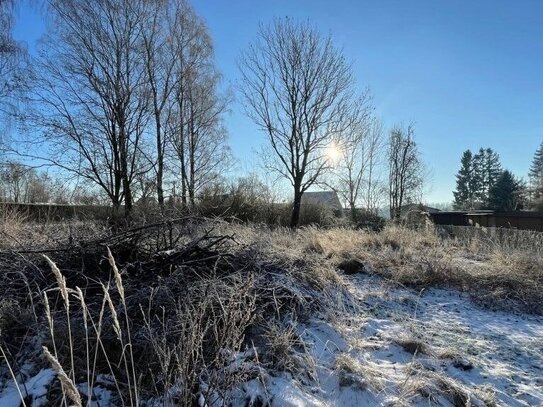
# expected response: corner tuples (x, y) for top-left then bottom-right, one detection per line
(326, 142), (341, 164)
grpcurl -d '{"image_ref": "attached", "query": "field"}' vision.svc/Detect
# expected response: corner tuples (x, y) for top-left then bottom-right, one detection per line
(0, 214), (541, 406)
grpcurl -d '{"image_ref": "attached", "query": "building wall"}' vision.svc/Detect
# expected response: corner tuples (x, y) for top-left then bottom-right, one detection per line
(429, 211), (543, 232)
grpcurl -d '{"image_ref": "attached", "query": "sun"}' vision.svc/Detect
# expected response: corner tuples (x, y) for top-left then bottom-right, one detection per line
(325, 142), (342, 164)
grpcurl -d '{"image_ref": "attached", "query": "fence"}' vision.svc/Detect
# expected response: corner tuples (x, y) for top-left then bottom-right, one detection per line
(437, 224), (543, 254)
(428, 211), (543, 232)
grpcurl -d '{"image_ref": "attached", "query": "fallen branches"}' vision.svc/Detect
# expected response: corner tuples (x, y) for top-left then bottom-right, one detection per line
(0, 218), (348, 405)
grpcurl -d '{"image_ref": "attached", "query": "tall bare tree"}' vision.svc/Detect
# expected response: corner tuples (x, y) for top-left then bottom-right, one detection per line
(330, 93), (387, 219)
(361, 119), (387, 213)
(0, 161), (34, 202)
(0, 160), (68, 203)
(239, 18), (354, 227)
(0, 0), (19, 107)
(388, 124), (424, 221)
(167, 3), (231, 207)
(0, 0), (27, 144)
(141, 0), (178, 208)
(25, 0), (149, 217)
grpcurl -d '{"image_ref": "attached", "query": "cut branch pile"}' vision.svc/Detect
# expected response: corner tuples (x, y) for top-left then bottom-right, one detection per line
(0, 218), (333, 405)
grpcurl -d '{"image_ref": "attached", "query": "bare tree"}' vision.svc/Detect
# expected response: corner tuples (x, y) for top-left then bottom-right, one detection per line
(239, 18), (354, 227)
(0, 160), (65, 203)
(330, 93), (387, 220)
(0, 0), (27, 143)
(388, 124), (424, 221)
(141, 0), (180, 208)
(167, 3), (231, 207)
(179, 73), (231, 207)
(23, 0), (150, 217)
(0, 0), (19, 106)
(361, 119), (387, 213)
(0, 161), (31, 202)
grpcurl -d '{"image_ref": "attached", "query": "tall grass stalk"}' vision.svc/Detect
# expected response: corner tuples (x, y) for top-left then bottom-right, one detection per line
(0, 345), (26, 403)
(44, 255), (75, 384)
(108, 247), (139, 406)
(76, 287), (90, 404)
(43, 346), (82, 407)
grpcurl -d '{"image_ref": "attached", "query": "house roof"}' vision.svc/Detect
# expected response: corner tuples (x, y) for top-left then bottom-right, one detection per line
(401, 203), (441, 214)
(301, 191), (343, 210)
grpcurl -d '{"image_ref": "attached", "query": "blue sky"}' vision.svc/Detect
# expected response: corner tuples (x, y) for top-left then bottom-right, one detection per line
(13, 0), (543, 203)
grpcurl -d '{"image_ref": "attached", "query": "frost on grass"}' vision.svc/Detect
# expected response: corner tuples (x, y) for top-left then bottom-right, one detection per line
(230, 273), (543, 407)
(0, 220), (542, 406)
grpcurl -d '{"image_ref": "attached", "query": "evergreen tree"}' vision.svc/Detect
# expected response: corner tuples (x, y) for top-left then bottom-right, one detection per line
(453, 150), (479, 209)
(473, 148), (502, 207)
(488, 170), (525, 211)
(528, 141), (543, 199)
(472, 148), (485, 204)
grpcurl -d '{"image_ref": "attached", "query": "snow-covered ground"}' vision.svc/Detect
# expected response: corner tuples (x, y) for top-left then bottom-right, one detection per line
(234, 274), (543, 407)
(1, 274), (541, 406)
(0, 367), (112, 407)
(0, 368), (54, 407)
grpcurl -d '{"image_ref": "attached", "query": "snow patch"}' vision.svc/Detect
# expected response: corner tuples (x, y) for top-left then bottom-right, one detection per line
(0, 368), (55, 407)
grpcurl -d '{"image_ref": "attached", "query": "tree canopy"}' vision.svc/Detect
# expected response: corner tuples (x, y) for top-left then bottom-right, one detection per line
(488, 170), (525, 212)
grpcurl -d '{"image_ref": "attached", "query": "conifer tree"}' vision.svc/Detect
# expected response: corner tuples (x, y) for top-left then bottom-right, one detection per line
(488, 170), (525, 211)
(453, 150), (479, 209)
(473, 148), (502, 207)
(529, 141), (543, 199)
(471, 148), (484, 204)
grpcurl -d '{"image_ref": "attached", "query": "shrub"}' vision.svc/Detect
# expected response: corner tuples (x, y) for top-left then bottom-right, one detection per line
(350, 208), (386, 231)
(402, 204), (431, 230)
(298, 202), (343, 227)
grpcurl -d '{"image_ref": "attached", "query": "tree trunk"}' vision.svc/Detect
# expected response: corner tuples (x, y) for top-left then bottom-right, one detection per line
(112, 199), (121, 217)
(110, 198), (123, 231)
(122, 174), (133, 218)
(176, 95), (188, 208)
(181, 176), (187, 207)
(290, 185), (302, 228)
(188, 173), (195, 207)
(188, 111), (196, 208)
(180, 166), (187, 207)
(119, 134), (132, 218)
(156, 118), (164, 208)
(350, 203), (357, 223)
(188, 139), (195, 207)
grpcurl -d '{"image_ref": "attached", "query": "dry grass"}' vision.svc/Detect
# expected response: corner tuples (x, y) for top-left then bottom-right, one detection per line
(0, 217), (541, 405)
(335, 354), (385, 391)
(0, 211), (108, 252)
(262, 320), (303, 372)
(0, 219), (349, 405)
(0, 206), (28, 247)
(30, 251), (261, 406)
(162, 221), (542, 314)
(398, 362), (499, 407)
(394, 336), (432, 356)
(244, 224), (543, 314)
(260, 318), (317, 382)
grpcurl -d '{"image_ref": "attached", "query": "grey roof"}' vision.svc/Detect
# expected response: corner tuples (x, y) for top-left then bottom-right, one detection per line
(401, 204), (441, 214)
(301, 191), (343, 210)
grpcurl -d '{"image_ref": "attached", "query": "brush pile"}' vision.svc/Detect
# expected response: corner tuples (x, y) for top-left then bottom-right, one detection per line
(0, 217), (341, 406)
